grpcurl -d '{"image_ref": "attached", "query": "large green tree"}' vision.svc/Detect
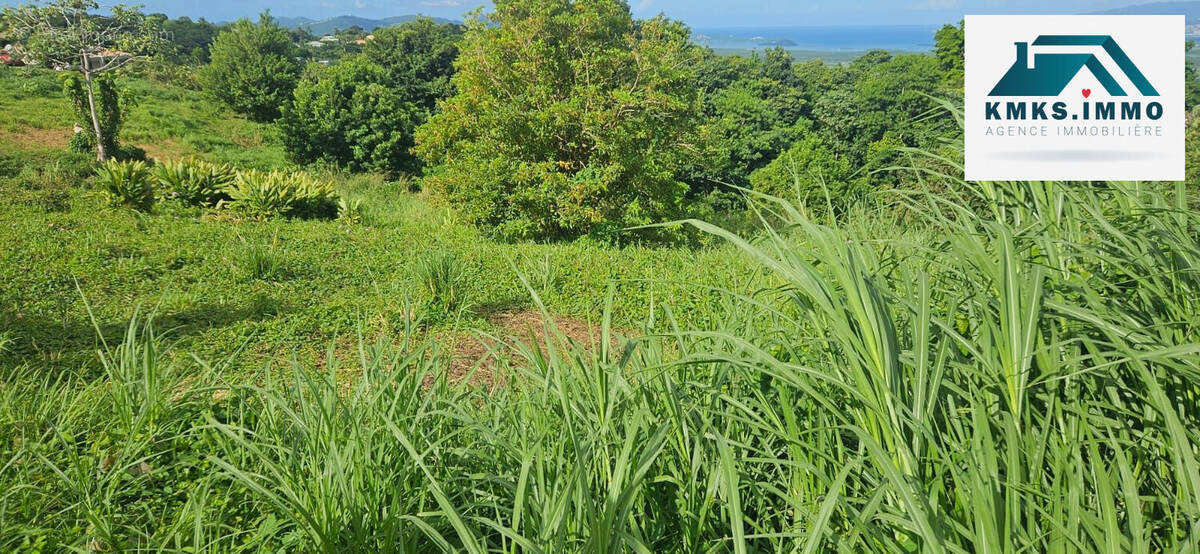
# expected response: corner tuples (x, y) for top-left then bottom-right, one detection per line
(414, 0), (705, 241)
(203, 13), (300, 122)
(279, 58), (420, 175)
(361, 18), (461, 111)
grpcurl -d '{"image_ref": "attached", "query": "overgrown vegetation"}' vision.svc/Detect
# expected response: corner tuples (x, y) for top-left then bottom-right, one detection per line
(3, 0), (1200, 552)
(203, 14), (301, 122)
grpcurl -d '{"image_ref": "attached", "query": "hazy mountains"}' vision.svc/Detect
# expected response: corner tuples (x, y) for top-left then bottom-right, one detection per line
(276, 15), (457, 35)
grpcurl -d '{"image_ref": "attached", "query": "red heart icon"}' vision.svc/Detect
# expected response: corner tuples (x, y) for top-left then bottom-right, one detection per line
(1082, 89), (1092, 98)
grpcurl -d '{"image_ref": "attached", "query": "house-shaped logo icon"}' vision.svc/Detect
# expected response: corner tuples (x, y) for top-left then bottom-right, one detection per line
(989, 35), (1159, 97)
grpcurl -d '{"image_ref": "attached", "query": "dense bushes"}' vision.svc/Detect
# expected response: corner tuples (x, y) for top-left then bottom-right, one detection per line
(203, 14), (301, 122)
(94, 158), (341, 219)
(414, 0), (705, 241)
(279, 59), (421, 175)
(152, 158), (235, 206)
(360, 18), (461, 111)
(95, 159), (154, 209)
(279, 19), (460, 177)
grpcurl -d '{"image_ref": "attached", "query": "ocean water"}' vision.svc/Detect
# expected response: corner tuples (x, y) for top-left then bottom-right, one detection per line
(693, 24), (941, 53)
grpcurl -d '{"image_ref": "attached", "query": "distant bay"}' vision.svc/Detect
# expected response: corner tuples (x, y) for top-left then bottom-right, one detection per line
(693, 24), (940, 58)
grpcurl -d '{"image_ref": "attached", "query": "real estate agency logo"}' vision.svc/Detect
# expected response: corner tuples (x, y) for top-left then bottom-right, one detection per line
(964, 16), (1184, 182)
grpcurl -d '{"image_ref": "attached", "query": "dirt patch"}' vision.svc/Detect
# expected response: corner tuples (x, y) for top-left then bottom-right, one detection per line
(445, 310), (620, 390)
(0, 126), (70, 150)
(138, 139), (187, 162)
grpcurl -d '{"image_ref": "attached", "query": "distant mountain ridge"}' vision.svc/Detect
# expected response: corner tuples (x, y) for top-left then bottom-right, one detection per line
(1093, 1), (1200, 23)
(275, 15), (457, 35)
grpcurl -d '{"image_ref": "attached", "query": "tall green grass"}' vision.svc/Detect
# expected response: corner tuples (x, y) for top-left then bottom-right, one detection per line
(2, 171), (1198, 552)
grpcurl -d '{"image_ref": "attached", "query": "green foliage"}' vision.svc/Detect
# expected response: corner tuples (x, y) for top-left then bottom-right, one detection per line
(62, 73), (122, 157)
(237, 235), (287, 281)
(279, 59), (421, 175)
(934, 21), (965, 89)
(690, 49), (812, 192)
(153, 14), (221, 63)
(223, 169), (338, 219)
(414, 0), (705, 241)
(203, 13), (301, 122)
(152, 158), (235, 206)
(413, 250), (467, 313)
(94, 159), (154, 210)
(360, 17), (462, 111)
(748, 133), (862, 209)
(337, 197), (365, 224)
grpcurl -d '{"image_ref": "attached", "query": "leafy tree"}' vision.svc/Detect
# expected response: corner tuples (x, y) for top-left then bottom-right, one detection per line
(689, 55), (811, 192)
(203, 13), (300, 122)
(2, 0), (163, 161)
(414, 0), (705, 241)
(748, 134), (863, 209)
(157, 15), (221, 63)
(361, 18), (461, 111)
(279, 59), (420, 175)
(934, 21), (964, 89)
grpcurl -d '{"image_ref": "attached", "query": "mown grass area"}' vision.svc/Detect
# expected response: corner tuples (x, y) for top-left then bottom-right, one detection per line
(3, 66), (1200, 552)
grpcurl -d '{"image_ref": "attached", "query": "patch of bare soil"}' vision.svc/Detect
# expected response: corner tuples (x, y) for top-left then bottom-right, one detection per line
(0, 126), (70, 150)
(139, 139), (186, 162)
(445, 310), (619, 391)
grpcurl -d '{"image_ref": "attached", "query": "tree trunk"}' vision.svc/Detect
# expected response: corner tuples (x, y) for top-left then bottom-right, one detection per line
(82, 55), (108, 163)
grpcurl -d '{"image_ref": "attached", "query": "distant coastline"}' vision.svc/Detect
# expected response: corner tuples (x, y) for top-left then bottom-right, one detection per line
(693, 24), (939, 56)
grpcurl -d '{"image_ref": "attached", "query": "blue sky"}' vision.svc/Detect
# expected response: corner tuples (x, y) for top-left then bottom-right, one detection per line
(110, 0), (1142, 27)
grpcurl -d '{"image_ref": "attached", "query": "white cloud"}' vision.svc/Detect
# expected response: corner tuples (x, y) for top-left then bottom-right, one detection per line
(420, 0), (463, 6)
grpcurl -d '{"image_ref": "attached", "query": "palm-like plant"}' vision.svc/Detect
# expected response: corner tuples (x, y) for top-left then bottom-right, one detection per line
(95, 159), (153, 210)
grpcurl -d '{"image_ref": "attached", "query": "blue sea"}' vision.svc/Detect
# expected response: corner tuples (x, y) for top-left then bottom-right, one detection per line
(693, 25), (940, 53)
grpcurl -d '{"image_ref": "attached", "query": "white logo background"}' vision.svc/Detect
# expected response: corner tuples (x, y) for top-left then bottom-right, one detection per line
(965, 15), (1184, 181)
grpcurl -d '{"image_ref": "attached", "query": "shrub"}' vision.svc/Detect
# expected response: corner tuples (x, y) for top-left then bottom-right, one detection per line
(337, 197), (365, 224)
(203, 14), (300, 122)
(62, 73), (122, 159)
(360, 17), (461, 112)
(223, 169), (337, 219)
(413, 251), (467, 313)
(413, 0), (705, 241)
(748, 134), (865, 212)
(95, 159), (154, 210)
(153, 158), (235, 206)
(278, 59), (421, 176)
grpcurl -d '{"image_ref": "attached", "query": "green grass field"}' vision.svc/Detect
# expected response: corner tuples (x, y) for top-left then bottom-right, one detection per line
(3, 66), (1200, 552)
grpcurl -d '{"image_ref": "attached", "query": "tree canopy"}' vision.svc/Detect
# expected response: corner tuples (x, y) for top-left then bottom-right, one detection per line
(203, 13), (300, 122)
(414, 0), (705, 241)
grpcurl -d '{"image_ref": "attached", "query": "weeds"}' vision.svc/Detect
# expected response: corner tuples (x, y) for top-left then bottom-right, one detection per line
(413, 251), (468, 314)
(236, 234), (287, 281)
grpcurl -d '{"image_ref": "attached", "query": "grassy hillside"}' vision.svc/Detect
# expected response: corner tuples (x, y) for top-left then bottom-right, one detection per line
(0, 67), (767, 380)
(3, 67), (1200, 552)
(0, 68), (287, 169)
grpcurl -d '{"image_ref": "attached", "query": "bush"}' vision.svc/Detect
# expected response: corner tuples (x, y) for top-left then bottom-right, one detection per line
(153, 158), (235, 206)
(223, 169), (337, 219)
(413, 0), (705, 241)
(278, 59), (421, 176)
(360, 17), (461, 112)
(95, 159), (154, 210)
(62, 73), (123, 160)
(748, 134), (865, 211)
(203, 14), (301, 122)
